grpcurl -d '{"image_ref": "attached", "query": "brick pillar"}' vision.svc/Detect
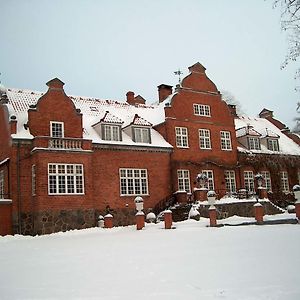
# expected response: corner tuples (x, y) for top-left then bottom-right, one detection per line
(194, 188), (208, 201)
(0, 200), (13, 236)
(136, 212), (145, 230)
(164, 210), (173, 229)
(254, 203), (264, 224)
(104, 214), (113, 229)
(258, 187), (268, 199)
(295, 201), (300, 219)
(175, 191), (187, 203)
(209, 206), (217, 227)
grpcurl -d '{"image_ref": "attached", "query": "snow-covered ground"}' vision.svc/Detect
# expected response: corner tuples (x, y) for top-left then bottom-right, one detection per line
(0, 215), (299, 300)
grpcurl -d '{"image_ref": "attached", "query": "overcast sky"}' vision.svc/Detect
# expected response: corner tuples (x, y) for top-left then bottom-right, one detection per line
(1, 0), (298, 129)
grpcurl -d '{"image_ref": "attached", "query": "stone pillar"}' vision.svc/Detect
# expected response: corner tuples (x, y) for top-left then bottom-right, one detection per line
(194, 188), (208, 202)
(209, 206), (217, 227)
(136, 212), (145, 230)
(0, 199), (13, 236)
(104, 214), (113, 229)
(254, 203), (264, 224)
(175, 191), (188, 203)
(295, 200), (300, 219)
(258, 187), (268, 199)
(164, 210), (173, 229)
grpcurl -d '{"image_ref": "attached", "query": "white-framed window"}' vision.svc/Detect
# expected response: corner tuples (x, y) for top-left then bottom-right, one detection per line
(134, 127), (151, 143)
(177, 170), (191, 192)
(267, 139), (279, 151)
(199, 129), (211, 149)
(193, 104), (211, 117)
(103, 124), (121, 141)
(120, 168), (148, 196)
(0, 170), (4, 198)
(261, 171), (272, 192)
(32, 165), (36, 196)
(248, 137), (260, 150)
(280, 171), (289, 192)
(48, 164), (84, 195)
(50, 121), (64, 138)
(175, 127), (189, 148)
(202, 170), (214, 191)
(244, 171), (254, 192)
(220, 131), (232, 150)
(224, 170), (236, 193)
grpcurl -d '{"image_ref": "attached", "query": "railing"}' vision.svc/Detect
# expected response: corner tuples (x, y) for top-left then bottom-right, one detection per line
(152, 194), (176, 215)
(48, 138), (82, 150)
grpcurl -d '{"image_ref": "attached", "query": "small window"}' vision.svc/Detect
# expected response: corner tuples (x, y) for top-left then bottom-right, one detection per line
(248, 137), (260, 150)
(199, 129), (211, 149)
(90, 106), (98, 112)
(175, 127), (189, 148)
(177, 170), (191, 192)
(280, 171), (289, 192)
(48, 164), (84, 195)
(103, 124), (121, 141)
(50, 121), (64, 138)
(267, 139), (279, 151)
(0, 170), (4, 198)
(261, 171), (272, 192)
(194, 104), (211, 117)
(32, 165), (36, 196)
(244, 171), (254, 192)
(220, 131), (232, 150)
(201, 170), (214, 191)
(134, 127), (151, 143)
(224, 170), (236, 193)
(120, 168), (148, 196)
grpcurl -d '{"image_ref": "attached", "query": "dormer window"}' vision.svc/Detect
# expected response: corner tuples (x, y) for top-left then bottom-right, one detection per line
(267, 139), (279, 151)
(133, 127), (151, 143)
(50, 121), (64, 138)
(102, 124), (122, 141)
(193, 104), (211, 117)
(248, 137), (260, 150)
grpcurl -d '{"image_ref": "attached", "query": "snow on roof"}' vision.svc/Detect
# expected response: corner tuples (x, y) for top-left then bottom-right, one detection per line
(235, 116), (300, 155)
(4, 87), (171, 148)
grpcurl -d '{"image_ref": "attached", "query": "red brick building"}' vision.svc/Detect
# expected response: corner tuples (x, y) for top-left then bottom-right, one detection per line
(0, 62), (299, 235)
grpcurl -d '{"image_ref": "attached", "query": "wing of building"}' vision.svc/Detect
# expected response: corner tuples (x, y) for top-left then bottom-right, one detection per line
(1, 62), (300, 235)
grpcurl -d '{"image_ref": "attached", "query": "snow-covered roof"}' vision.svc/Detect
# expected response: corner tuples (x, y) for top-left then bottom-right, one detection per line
(235, 116), (300, 156)
(4, 88), (171, 149)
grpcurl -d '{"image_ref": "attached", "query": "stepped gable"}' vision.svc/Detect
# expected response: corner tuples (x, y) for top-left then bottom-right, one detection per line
(181, 62), (219, 93)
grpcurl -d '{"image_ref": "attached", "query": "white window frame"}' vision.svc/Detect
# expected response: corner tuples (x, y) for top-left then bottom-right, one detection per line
(177, 170), (191, 192)
(220, 131), (232, 151)
(175, 127), (189, 148)
(267, 139), (279, 151)
(103, 124), (121, 141)
(50, 121), (64, 138)
(193, 104), (211, 117)
(48, 164), (84, 195)
(32, 165), (36, 196)
(244, 171), (254, 192)
(199, 129), (211, 149)
(224, 170), (236, 193)
(248, 137), (260, 150)
(261, 171), (272, 192)
(134, 127), (151, 143)
(280, 171), (289, 192)
(120, 168), (148, 196)
(0, 170), (4, 199)
(202, 170), (214, 191)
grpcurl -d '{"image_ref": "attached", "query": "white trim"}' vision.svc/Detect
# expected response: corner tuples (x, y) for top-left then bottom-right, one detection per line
(193, 104), (211, 117)
(0, 158), (9, 166)
(199, 129), (211, 149)
(177, 169), (191, 193)
(175, 127), (189, 148)
(220, 131), (232, 151)
(50, 121), (64, 138)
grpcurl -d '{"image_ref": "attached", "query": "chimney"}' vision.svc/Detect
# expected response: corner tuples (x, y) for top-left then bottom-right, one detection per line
(259, 109), (273, 119)
(228, 104), (237, 117)
(157, 84), (173, 103)
(10, 115), (17, 134)
(126, 91), (135, 105)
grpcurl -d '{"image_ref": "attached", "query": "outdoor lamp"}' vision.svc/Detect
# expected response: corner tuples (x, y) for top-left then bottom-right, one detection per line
(134, 196), (144, 212)
(293, 185), (300, 201)
(207, 190), (216, 208)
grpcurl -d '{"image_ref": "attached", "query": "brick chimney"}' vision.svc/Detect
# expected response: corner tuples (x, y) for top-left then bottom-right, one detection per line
(126, 91), (135, 105)
(158, 84), (173, 103)
(259, 109), (273, 119)
(228, 104), (237, 117)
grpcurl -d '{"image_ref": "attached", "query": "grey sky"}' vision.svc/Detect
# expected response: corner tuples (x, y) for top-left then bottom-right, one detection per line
(1, 0), (298, 129)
